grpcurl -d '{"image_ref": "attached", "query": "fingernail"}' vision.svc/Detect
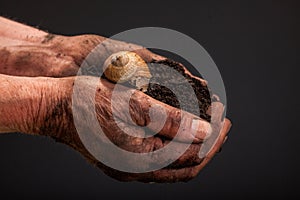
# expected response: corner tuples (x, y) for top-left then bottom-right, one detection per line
(191, 119), (212, 140)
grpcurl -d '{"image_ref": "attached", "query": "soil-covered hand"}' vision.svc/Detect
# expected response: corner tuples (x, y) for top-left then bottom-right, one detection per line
(0, 17), (232, 182)
(35, 75), (226, 182)
(0, 73), (229, 182)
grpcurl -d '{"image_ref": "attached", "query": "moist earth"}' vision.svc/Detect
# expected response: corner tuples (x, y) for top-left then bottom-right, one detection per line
(145, 59), (212, 122)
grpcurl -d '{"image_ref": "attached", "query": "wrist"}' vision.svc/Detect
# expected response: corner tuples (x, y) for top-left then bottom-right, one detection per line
(0, 75), (47, 133)
(0, 75), (75, 137)
(34, 77), (76, 140)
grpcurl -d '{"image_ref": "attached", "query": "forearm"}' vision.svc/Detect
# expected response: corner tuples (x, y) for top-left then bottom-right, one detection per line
(0, 17), (160, 78)
(0, 17), (47, 43)
(0, 34), (104, 77)
(0, 17), (94, 76)
(0, 74), (71, 134)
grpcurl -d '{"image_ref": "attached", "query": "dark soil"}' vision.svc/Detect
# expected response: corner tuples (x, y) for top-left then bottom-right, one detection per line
(145, 59), (212, 122)
(103, 58), (213, 122)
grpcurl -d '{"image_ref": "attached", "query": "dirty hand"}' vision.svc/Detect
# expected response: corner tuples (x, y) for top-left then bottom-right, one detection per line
(0, 17), (231, 182)
(0, 74), (228, 182)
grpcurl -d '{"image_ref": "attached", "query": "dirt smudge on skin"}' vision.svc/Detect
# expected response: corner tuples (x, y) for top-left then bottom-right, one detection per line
(0, 47), (10, 60)
(42, 33), (56, 44)
(14, 51), (32, 66)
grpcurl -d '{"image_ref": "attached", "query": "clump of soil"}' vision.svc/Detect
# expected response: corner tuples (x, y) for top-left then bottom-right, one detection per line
(145, 59), (212, 122)
(103, 58), (213, 122)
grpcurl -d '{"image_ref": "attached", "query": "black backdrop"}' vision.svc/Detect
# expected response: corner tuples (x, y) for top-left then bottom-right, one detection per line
(0, 0), (299, 198)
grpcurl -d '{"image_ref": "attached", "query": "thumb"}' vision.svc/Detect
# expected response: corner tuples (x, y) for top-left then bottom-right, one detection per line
(128, 91), (212, 143)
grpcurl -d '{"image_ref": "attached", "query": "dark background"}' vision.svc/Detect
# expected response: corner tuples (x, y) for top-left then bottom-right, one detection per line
(0, 0), (299, 198)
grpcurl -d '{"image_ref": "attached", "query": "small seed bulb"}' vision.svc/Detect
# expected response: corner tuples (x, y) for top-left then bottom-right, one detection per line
(104, 51), (152, 92)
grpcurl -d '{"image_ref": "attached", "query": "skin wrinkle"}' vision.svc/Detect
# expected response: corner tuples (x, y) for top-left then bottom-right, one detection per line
(14, 83), (34, 133)
(0, 76), (53, 134)
(129, 94), (149, 126)
(40, 84), (76, 142)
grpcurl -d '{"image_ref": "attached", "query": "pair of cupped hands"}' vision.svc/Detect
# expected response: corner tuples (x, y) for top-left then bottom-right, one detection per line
(0, 17), (231, 182)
